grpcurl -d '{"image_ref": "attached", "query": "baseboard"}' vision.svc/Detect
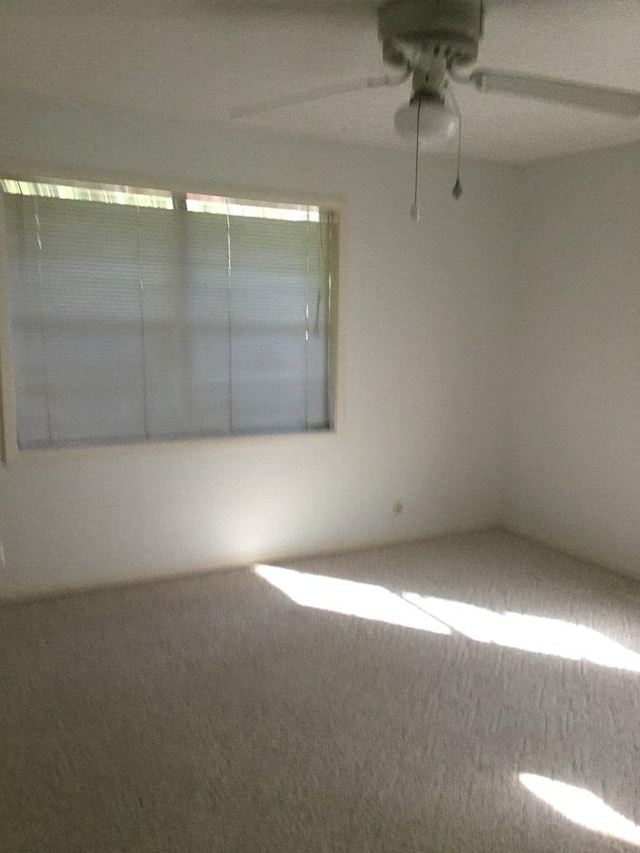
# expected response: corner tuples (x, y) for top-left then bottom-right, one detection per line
(0, 522), (502, 605)
(497, 520), (640, 587)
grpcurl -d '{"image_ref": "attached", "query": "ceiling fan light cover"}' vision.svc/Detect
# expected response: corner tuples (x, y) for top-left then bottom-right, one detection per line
(394, 96), (459, 148)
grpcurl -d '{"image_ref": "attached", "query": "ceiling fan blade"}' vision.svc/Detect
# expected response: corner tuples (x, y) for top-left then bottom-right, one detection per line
(230, 72), (409, 119)
(469, 68), (640, 117)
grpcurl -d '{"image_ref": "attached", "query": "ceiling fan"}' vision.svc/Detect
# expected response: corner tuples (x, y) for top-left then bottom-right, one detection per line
(231, 0), (640, 212)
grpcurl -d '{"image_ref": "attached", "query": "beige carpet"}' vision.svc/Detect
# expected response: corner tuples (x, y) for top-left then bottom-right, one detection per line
(2, 530), (640, 852)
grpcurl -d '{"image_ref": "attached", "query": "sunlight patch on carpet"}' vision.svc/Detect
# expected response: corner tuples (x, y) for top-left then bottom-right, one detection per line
(405, 594), (640, 672)
(520, 773), (640, 846)
(254, 564), (640, 672)
(254, 565), (451, 633)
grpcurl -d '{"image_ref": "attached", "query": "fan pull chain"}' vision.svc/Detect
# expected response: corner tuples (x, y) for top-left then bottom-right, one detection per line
(410, 97), (422, 222)
(450, 88), (464, 200)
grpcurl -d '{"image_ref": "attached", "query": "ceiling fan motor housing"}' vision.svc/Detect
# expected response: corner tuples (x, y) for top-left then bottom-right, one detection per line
(378, 0), (483, 70)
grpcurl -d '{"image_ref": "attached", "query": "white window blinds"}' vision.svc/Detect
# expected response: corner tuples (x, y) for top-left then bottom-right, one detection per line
(1, 180), (333, 449)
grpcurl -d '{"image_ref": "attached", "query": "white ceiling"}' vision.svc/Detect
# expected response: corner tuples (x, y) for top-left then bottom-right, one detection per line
(1, 0), (640, 162)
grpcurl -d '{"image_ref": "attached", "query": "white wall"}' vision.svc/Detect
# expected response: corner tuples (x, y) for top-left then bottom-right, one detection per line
(0, 93), (517, 596)
(506, 142), (640, 577)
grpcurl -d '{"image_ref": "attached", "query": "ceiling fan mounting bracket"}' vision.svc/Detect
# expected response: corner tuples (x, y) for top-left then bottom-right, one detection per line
(378, 0), (482, 70)
(410, 54), (447, 96)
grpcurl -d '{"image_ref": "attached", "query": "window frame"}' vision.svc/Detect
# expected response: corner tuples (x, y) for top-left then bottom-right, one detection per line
(0, 169), (344, 464)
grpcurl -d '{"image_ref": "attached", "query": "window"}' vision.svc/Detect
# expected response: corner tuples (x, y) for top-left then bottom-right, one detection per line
(0, 178), (336, 450)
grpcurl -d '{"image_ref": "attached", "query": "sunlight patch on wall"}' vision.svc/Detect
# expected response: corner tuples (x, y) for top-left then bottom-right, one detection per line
(404, 594), (640, 672)
(520, 773), (640, 846)
(254, 565), (451, 633)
